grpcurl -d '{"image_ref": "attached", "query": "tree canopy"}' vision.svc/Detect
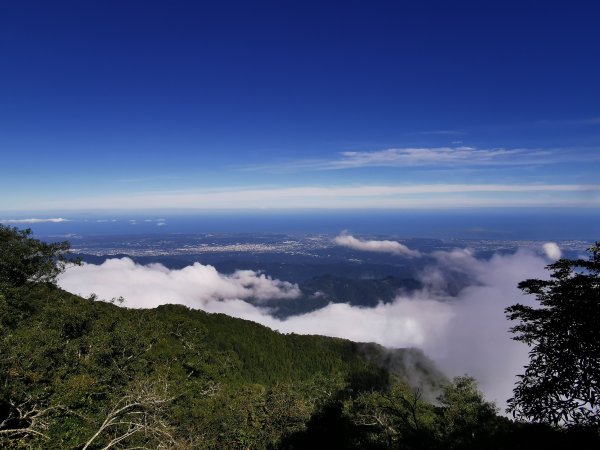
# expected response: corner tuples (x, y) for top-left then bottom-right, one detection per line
(506, 243), (600, 426)
(0, 224), (77, 288)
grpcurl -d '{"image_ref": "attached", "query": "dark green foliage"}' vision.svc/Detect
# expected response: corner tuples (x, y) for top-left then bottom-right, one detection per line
(506, 243), (600, 426)
(0, 273), (442, 448)
(347, 381), (439, 449)
(436, 376), (500, 449)
(0, 224), (78, 288)
(283, 376), (539, 450)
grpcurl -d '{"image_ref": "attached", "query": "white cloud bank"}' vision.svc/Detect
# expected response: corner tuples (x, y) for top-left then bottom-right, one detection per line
(8, 183), (600, 211)
(0, 217), (69, 224)
(58, 247), (555, 409)
(334, 233), (421, 257)
(542, 242), (562, 260)
(59, 258), (301, 309)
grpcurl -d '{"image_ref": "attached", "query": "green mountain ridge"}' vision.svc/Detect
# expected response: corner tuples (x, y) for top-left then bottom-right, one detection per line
(4, 285), (599, 449)
(1, 282), (448, 448)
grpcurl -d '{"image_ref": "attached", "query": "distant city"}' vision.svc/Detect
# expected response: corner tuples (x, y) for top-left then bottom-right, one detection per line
(50, 233), (592, 260)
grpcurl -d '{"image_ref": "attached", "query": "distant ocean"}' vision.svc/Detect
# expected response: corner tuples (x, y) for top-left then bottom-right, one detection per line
(6, 208), (600, 241)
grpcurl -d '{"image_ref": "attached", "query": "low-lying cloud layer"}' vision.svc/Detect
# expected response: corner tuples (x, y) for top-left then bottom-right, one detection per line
(0, 217), (69, 224)
(58, 245), (558, 409)
(59, 258), (300, 309)
(334, 233), (421, 257)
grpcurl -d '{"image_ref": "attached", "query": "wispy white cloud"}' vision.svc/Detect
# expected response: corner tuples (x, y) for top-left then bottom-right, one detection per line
(20, 183), (600, 210)
(0, 217), (70, 224)
(334, 232), (421, 257)
(240, 146), (558, 172)
(329, 147), (549, 169)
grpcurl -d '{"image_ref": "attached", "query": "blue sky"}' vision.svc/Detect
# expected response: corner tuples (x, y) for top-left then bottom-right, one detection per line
(1, 1), (599, 213)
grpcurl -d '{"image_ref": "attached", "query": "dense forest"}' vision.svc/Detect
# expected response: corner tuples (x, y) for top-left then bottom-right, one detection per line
(1, 225), (598, 449)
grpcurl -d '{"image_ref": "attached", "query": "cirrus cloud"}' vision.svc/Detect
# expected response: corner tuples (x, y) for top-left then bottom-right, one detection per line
(13, 183), (600, 211)
(332, 147), (531, 169)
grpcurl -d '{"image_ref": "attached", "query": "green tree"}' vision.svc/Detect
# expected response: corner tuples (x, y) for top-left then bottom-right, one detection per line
(347, 382), (438, 449)
(0, 225), (78, 288)
(436, 376), (499, 449)
(505, 243), (600, 425)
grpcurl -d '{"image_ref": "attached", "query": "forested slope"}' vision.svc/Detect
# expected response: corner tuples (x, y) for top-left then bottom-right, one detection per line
(0, 281), (444, 448)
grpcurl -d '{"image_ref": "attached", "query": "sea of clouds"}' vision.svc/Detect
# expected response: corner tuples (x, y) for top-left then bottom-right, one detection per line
(58, 235), (561, 410)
